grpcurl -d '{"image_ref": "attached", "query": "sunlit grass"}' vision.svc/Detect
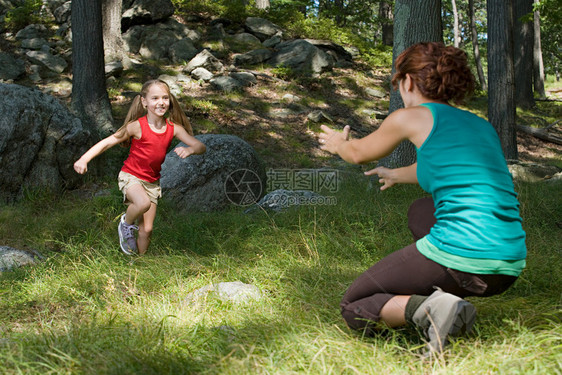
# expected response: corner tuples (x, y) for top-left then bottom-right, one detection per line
(1, 176), (560, 374)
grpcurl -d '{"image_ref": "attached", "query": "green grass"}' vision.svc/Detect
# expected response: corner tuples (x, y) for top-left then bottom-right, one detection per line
(1, 174), (561, 374)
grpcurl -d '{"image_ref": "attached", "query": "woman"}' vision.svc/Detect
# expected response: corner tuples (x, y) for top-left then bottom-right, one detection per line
(318, 42), (526, 355)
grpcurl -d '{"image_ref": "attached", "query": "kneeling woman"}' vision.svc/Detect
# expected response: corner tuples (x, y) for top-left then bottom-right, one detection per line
(318, 42), (526, 355)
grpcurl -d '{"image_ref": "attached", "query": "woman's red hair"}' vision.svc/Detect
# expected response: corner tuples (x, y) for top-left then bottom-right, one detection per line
(391, 42), (475, 104)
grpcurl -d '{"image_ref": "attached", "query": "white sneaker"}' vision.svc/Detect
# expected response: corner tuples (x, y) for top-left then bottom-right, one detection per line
(118, 214), (138, 255)
(412, 288), (477, 355)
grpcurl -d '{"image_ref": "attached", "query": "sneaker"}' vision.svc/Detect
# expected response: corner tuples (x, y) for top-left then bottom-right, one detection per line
(118, 214), (138, 255)
(412, 288), (477, 355)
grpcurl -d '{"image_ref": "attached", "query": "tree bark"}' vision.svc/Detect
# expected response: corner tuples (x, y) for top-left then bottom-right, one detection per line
(71, 0), (114, 138)
(379, 1), (393, 46)
(468, 0), (487, 90)
(513, 0), (535, 109)
(533, 0), (546, 98)
(452, 0), (460, 47)
(255, 0), (270, 10)
(379, 0), (443, 168)
(102, 0), (125, 63)
(487, 0), (518, 160)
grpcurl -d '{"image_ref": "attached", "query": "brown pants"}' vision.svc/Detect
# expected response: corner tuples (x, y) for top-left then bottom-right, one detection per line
(340, 197), (517, 331)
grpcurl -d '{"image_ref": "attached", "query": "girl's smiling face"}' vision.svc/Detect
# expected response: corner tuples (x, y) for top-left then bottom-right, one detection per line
(141, 83), (170, 117)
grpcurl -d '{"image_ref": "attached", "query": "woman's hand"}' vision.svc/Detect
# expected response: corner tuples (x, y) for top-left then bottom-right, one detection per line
(364, 166), (397, 191)
(365, 163), (418, 191)
(318, 125), (350, 154)
(74, 159), (88, 174)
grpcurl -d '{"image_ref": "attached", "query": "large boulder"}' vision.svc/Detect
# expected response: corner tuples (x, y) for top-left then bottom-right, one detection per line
(161, 134), (266, 212)
(121, 0), (175, 30)
(267, 39), (334, 75)
(0, 246), (43, 272)
(0, 52), (26, 80)
(0, 83), (93, 202)
(245, 17), (283, 41)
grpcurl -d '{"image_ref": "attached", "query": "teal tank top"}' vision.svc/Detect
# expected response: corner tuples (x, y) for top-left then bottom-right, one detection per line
(415, 103), (526, 276)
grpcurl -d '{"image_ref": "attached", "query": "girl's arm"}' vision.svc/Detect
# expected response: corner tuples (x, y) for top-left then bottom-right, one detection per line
(364, 163), (418, 191)
(73, 123), (135, 174)
(173, 125), (206, 158)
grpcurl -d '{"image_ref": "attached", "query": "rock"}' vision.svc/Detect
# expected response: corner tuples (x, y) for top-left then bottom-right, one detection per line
(157, 74), (183, 96)
(161, 134), (266, 212)
(232, 48), (273, 67)
(0, 53), (26, 80)
(20, 37), (49, 50)
(245, 17), (283, 41)
(121, 0), (175, 30)
(508, 162), (562, 182)
(361, 109), (387, 119)
(230, 71), (257, 85)
(228, 32), (262, 52)
(307, 110), (333, 123)
(304, 39), (353, 63)
(365, 87), (386, 98)
(25, 50), (67, 73)
(263, 35), (282, 48)
(281, 93), (300, 102)
(183, 49), (224, 74)
(105, 61), (123, 76)
(190, 67), (213, 81)
(139, 26), (179, 61)
(169, 39), (199, 64)
(15, 24), (48, 40)
(184, 281), (262, 305)
(267, 39), (333, 75)
(122, 25), (144, 54)
(210, 76), (248, 92)
(0, 83), (93, 202)
(0, 246), (43, 272)
(52, 1), (71, 24)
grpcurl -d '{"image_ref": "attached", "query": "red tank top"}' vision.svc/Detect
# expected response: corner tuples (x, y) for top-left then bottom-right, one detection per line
(121, 116), (174, 182)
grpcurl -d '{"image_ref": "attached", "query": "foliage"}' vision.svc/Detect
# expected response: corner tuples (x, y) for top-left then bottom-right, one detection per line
(3, 0), (44, 32)
(534, 0), (562, 75)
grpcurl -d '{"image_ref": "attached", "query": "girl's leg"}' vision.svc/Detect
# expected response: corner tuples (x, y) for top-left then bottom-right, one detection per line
(137, 202), (157, 255)
(124, 183), (152, 224)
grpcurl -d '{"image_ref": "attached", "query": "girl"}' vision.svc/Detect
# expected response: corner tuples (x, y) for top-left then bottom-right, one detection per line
(74, 79), (206, 255)
(318, 42), (526, 355)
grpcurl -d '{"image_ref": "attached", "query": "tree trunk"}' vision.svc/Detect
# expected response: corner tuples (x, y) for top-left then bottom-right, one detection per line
(379, 1), (393, 46)
(533, 0), (546, 98)
(102, 0), (125, 64)
(513, 0), (535, 109)
(255, 0), (270, 10)
(452, 0), (460, 47)
(71, 0), (114, 138)
(487, 0), (518, 160)
(379, 0), (443, 168)
(468, 0), (487, 90)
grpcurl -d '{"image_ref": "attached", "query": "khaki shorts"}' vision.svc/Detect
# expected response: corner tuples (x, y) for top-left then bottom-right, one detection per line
(118, 171), (161, 205)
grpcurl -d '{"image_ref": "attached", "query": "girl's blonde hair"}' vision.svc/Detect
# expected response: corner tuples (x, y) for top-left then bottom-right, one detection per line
(116, 79), (193, 147)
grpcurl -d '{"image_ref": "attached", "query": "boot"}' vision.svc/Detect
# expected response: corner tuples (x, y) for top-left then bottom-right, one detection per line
(412, 288), (476, 355)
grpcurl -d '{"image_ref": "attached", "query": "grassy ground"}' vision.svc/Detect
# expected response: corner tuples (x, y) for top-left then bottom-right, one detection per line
(0, 172), (561, 373)
(2, 9), (562, 373)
